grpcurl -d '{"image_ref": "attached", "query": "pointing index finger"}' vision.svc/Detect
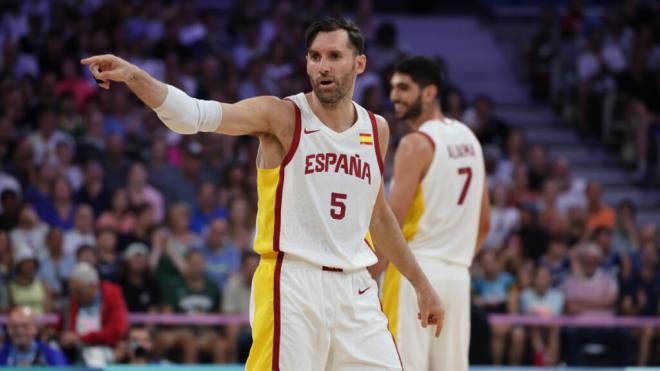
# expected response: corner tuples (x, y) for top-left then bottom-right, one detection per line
(80, 55), (106, 65)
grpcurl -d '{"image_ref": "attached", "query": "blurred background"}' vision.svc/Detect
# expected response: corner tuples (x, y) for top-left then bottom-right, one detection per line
(0, 0), (659, 369)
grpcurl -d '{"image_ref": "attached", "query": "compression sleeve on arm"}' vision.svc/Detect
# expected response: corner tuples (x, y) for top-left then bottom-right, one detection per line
(153, 84), (222, 134)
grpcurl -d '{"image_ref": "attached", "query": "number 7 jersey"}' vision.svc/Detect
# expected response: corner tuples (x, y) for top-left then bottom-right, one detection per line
(401, 118), (485, 267)
(253, 93), (383, 270)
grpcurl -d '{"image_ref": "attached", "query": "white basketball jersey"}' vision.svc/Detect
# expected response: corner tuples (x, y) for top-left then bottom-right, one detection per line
(253, 93), (382, 270)
(400, 118), (485, 267)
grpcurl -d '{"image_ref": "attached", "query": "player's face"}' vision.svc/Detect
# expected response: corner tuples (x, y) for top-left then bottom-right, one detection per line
(307, 30), (365, 106)
(390, 73), (423, 120)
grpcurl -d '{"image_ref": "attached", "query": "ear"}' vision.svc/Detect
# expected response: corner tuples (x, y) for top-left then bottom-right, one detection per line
(422, 85), (438, 104)
(356, 54), (367, 74)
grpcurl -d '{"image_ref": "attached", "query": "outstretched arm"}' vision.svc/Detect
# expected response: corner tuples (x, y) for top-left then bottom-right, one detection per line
(81, 54), (289, 137)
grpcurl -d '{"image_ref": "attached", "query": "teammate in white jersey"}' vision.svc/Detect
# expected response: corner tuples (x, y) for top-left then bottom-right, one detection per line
(81, 19), (443, 370)
(377, 56), (492, 371)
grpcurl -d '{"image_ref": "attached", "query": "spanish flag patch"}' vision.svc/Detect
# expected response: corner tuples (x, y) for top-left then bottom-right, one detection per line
(359, 132), (373, 145)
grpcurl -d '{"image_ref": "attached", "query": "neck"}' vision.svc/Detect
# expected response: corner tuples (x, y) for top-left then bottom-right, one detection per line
(408, 105), (444, 131)
(307, 92), (356, 132)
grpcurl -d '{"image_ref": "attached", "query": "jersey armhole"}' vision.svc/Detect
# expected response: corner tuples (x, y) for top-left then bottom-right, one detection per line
(367, 111), (384, 174)
(281, 99), (302, 167)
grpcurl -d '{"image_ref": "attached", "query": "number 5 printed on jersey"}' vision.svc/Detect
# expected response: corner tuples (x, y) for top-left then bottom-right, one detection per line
(330, 192), (347, 220)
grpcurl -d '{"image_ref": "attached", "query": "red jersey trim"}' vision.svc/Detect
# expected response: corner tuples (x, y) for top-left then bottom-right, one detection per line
(368, 111), (384, 175)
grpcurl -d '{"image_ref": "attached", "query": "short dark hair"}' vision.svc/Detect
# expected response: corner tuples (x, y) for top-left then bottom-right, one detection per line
(393, 56), (444, 93)
(305, 18), (365, 55)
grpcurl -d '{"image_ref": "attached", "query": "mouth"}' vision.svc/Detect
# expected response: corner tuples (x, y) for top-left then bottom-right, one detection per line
(318, 78), (335, 88)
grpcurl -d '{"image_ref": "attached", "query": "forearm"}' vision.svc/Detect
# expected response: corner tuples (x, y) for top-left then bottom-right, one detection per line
(370, 204), (427, 289)
(124, 64), (168, 109)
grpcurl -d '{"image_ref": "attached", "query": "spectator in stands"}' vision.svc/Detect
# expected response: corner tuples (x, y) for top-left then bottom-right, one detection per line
(62, 204), (95, 258)
(0, 231), (12, 282)
(9, 203), (48, 256)
(25, 163), (56, 217)
(441, 86), (467, 121)
(0, 189), (21, 230)
(612, 199), (639, 256)
(0, 306), (69, 366)
(592, 226), (630, 280)
(98, 188), (136, 237)
(190, 182), (228, 235)
(226, 196), (255, 251)
(616, 46), (660, 182)
(75, 244), (97, 267)
(200, 218), (240, 291)
(527, 144), (550, 192)
(151, 202), (202, 284)
(9, 247), (50, 315)
(553, 157), (587, 216)
(562, 243), (628, 365)
(60, 262), (128, 367)
(115, 326), (163, 365)
(520, 266), (564, 365)
(519, 205), (550, 263)
(577, 24), (626, 137)
(160, 249), (225, 363)
(539, 237), (571, 288)
(146, 137), (179, 206)
(96, 227), (120, 283)
(473, 250), (524, 365)
(38, 228), (75, 298)
(537, 179), (564, 234)
(621, 245), (660, 366)
(483, 184), (520, 251)
(119, 242), (160, 313)
(102, 134), (131, 194)
(26, 109), (73, 167)
(585, 181), (615, 233)
(75, 160), (111, 217)
(525, 7), (558, 100)
(126, 162), (164, 224)
(565, 205), (588, 246)
(223, 251), (258, 362)
(53, 140), (82, 191)
(465, 95), (511, 150)
(510, 164), (538, 207)
(39, 176), (77, 230)
(119, 203), (155, 251)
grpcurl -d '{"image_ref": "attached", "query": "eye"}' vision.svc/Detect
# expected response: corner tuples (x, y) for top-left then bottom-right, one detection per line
(330, 52), (341, 60)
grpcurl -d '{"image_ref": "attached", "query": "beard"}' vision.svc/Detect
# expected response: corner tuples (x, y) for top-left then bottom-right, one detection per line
(310, 69), (354, 107)
(394, 94), (423, 121)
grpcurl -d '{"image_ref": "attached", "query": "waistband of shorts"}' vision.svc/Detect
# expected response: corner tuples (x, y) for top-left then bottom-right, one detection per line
(259, 252), (362, 273)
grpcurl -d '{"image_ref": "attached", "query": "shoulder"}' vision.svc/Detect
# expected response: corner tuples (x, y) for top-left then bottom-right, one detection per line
(397, 131), (434, 158)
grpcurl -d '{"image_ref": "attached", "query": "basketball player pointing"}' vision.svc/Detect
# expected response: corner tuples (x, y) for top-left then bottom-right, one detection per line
(377, 56), (491, 371)
(82, 19), (443, 370)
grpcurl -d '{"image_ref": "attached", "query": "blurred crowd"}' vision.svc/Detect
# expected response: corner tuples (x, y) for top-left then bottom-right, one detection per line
(0, 0), (658, 368)
(523, 0), (660, 184)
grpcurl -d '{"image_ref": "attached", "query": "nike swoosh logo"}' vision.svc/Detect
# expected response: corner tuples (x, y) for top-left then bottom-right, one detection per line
(304, 128), (320, 134)
(358, 286), (371, 295)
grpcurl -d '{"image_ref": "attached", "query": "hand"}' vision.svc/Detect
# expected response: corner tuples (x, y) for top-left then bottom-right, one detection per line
(80, 54), (136, 90)
(60, 331), (79, 347)
(415, 282), (445, 337)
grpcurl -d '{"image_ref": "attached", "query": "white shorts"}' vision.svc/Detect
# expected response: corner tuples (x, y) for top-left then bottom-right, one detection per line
(382, 257), (471, 371)
(247, 254), (402, 371)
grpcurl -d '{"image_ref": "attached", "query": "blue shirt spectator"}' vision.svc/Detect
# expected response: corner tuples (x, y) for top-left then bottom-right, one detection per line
(200, 219), (240, 290)
(190, 182), (228, 234)
(0, 307), (69, 366)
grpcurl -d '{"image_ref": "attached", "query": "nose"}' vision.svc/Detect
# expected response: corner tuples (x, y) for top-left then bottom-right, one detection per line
(318, 58), (330, 74)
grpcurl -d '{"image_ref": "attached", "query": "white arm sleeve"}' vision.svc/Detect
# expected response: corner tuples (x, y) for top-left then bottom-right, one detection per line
(153, 84), (222, 134)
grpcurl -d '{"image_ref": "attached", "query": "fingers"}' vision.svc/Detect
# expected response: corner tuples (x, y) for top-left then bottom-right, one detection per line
(434, 309), (445, 337)
(80, 54), (114, 65)
(420, 306), (429, 328)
